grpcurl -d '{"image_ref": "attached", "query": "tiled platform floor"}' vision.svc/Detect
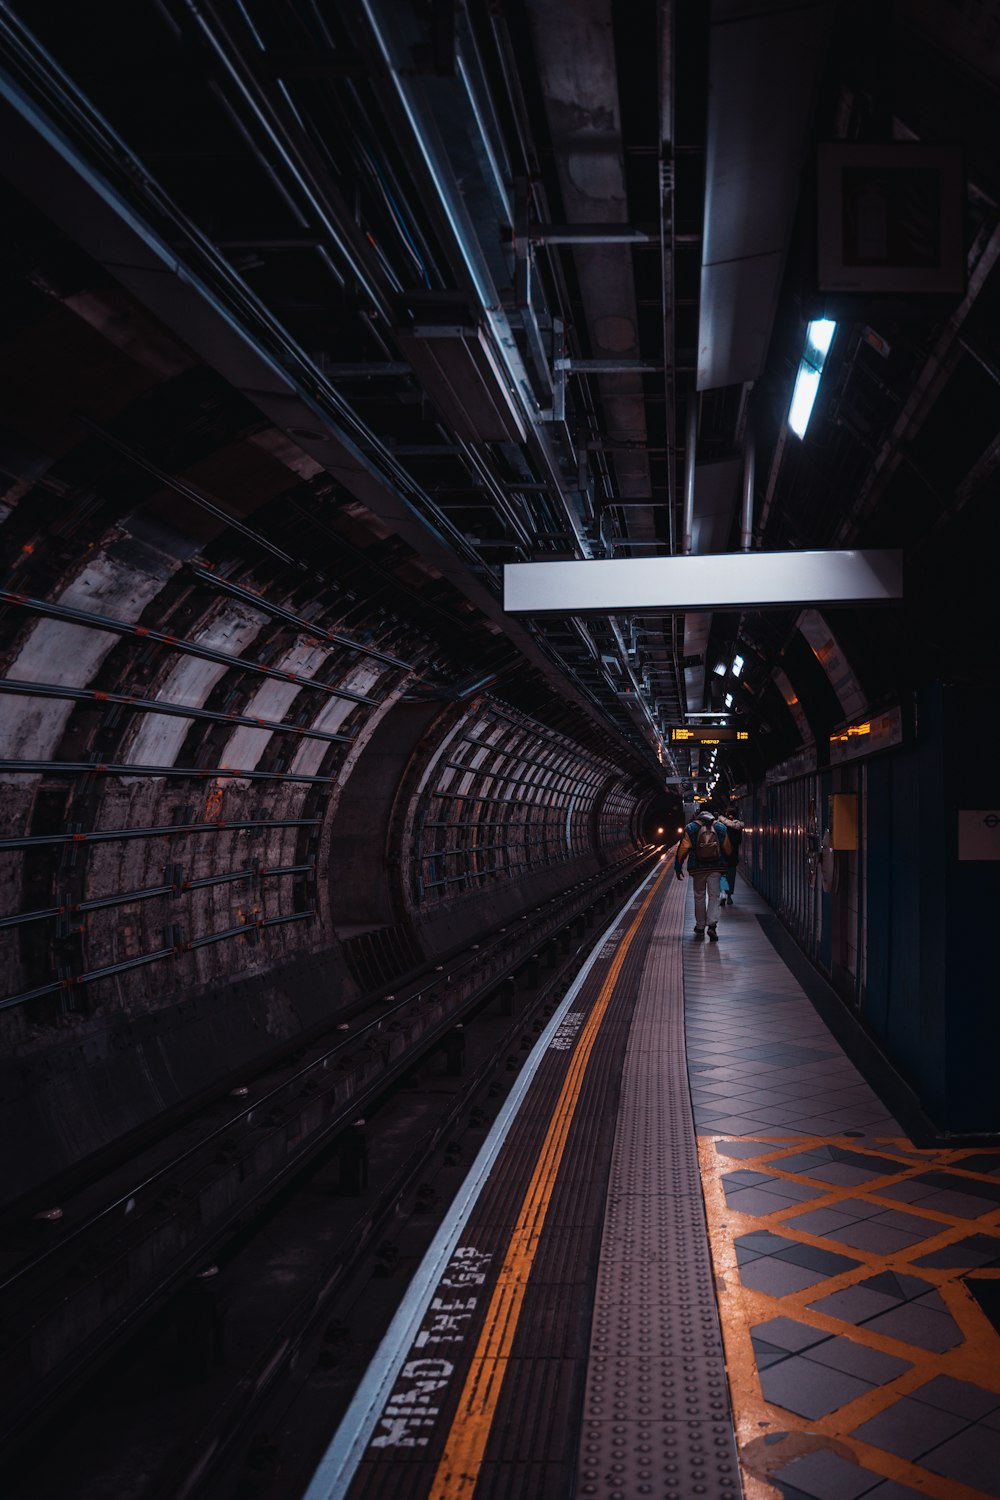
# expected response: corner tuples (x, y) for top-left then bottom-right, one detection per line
(685, 881), (1000, 1500)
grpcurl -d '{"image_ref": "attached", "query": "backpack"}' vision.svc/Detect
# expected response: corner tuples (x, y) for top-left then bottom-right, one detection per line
(694, 820), (721, 868)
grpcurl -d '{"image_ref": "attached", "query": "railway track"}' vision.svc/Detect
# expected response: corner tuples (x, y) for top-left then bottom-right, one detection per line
(4, 851), (660, 1500)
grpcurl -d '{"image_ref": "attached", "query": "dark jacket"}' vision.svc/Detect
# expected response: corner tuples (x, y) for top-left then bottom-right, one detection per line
(721, 817), (743, 867)
(675, 819), (732, 874)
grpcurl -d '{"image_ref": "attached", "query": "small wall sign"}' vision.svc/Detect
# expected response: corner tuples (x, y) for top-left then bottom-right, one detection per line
(958, 811), (1000, 861)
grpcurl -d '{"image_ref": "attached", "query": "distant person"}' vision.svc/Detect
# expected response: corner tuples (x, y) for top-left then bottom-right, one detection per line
(675, 808), (732, 941)
(720, 812), (744, 905)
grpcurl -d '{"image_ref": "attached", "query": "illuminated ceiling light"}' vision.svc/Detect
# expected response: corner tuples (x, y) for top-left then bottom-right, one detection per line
(788, 319), (836, 438)
(788, 366), (821, 437)
(732, 654), (744, 677)
(713, 661), (727, 676)
(724, 692), (733, 707)
(807, 318), (836, 360)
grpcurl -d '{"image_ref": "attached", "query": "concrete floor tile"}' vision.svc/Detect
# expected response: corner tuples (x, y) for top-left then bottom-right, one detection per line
(861, 1302), (963, 1353)
(773, 1448), (887, 1499)
(819, 1220), (924, 1254)
(851, 1396), (967, 1459)
(726, 1186), (803, 1214)
(750, 1315), (831, 1352)
(807, 1286), (900, 1324)
(698, 1115), (771, 1134)
(741, 1256), (834, 1295)
(911, 1375), (1000, 1418)
(803, 1336), (911, 1385)
(715, 1140), (770, 1159)
(761, 1355), (872, 1418)
(929, 1422), (1000, 1494)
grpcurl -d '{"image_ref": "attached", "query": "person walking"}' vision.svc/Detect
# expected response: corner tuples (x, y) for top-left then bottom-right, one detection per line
(675, 807), (732, 940)
(720, 811), (744, 905)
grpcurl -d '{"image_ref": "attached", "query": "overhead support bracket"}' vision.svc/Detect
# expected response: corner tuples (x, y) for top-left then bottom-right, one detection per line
(504, 551), (903, 615)
(555, 360), (664, 374)
(527, 223), (657, 244)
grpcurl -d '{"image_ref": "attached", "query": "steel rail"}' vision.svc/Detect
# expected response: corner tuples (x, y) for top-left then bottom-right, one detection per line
(0, 850), (654, 1304)
(0, 759), (337, 785)
(187, 566), (413, 670)
(0, 862), (315, 931)
(79, 424), (418, 672)
(0, 816), (320, 852)
(0, 677), (356, 743)
(0, 910), (316, 1013)
(0, 590), (380, 705)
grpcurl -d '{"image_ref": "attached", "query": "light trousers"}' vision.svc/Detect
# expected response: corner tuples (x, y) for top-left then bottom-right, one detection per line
(692, 868), (721, 928)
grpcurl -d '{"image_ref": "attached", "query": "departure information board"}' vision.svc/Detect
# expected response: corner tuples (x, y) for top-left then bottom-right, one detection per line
(669, 727), (750, 744)
(829, 705), (902, 764)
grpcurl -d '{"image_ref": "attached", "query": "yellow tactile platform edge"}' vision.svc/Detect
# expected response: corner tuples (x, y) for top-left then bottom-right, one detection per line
(698, 1134), (1000, 1500)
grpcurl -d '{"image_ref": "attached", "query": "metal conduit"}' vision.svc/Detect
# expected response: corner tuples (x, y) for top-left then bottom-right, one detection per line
(357, 0), (591, 559)
(0, 759), (337, 784)
(78, 419), (306, 575)
(442, 761), (578, 793)
(0, 678), (355, 743)
(0, 862), (315, 931)
(0, 9), (484, 578)
(173, 0), (395, 323)
(0, 816), (320, 852)
(461, 737), (596, 774)
(682, 391), (697, 556)
(0, 591), (381, 705)
(0, 909), (316, 1013)
(469, 713), (611, 760)
(188, 566), (414, 670)
(740, 424), (756, 552)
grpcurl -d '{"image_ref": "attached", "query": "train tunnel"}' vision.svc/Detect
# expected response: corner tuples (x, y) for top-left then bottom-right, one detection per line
(1, 3), (999, 1498)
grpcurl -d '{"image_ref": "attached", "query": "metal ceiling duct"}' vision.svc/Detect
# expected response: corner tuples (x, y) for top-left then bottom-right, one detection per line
(524, 0), (656, 538)
(394, 323), (528, 445)
(697, 0), (834, 393)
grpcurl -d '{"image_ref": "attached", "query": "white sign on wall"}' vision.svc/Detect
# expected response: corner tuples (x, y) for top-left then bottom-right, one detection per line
(958, 811), (1000, 861)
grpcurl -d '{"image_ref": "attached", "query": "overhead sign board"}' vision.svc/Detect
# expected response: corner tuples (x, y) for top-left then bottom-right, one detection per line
(503, 550), (903, 615)
(669, 727), (750, 744)
(829, 705), (903, 765)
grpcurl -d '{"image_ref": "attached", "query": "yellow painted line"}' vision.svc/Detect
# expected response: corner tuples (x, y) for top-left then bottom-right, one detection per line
(430, 864), (670, 1500)
(698, 1133), (1000, 1500)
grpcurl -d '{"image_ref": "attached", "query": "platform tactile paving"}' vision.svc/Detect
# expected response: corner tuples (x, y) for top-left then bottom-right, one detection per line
(574, 875), (743, 1499)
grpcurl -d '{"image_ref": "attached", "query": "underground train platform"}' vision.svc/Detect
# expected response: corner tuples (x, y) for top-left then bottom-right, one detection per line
(291, 871), (1000, 1500)
(10, 862), (1000, 1500)
(4, 2), (1000, 1498)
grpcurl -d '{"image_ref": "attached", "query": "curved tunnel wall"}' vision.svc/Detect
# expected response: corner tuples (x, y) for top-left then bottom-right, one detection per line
(0, 505), (651, 1200)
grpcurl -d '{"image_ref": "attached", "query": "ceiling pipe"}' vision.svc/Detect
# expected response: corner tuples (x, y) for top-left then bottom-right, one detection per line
(740, 422), (755, 552)
(357, 0), (592, 560)
(681, 391), (697, 555)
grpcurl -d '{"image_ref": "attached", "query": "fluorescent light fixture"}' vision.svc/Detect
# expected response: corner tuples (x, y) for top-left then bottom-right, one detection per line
(788, 319), (836, 438)
(807, 318), (836, 359)
(724, 692), (733, 707)
(713, 661), (727, 676)
(686, 711), (731, 718)
(788, 366), (821, 438)
(732, 654), (744, 677)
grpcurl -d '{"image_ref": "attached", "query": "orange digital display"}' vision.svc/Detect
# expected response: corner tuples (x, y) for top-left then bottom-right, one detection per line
(669, 726), (750, 743)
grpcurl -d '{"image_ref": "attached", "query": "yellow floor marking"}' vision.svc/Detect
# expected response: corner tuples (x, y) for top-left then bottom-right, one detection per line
(430, 865), (670, 1500)
(699, 1134), (1000, 1500)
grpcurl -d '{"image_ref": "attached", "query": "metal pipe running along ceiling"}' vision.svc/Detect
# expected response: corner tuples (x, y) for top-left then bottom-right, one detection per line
(503, 551), (903, 614)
